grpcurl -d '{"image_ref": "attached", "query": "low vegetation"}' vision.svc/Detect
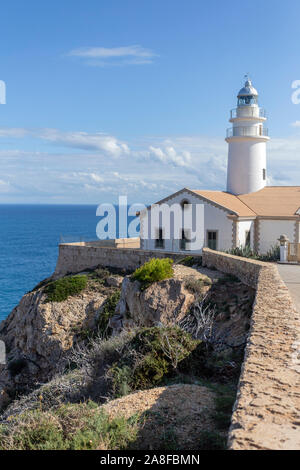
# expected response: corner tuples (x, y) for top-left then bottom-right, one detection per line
(132, 258), (174, 289)
(107, 327), (202, 397)
(2, 266), (251, 450)
(226, 244), (280, 262)
(0, 401), (140, 450)
(0, 322), (241, 450)
(184, 276), (212, 295)
(177, 256), (202, 267)
(97, 291), (121, 337)
(45, 275), (87, 302)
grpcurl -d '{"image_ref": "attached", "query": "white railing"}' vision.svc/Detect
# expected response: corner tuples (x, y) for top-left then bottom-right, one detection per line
(230, 107), (266, 119)
(227, 126), (269, 138)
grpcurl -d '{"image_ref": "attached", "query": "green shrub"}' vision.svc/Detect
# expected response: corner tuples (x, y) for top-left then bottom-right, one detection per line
(259, 245), (280, 262)
(226, 246), (260, 260)
(98, 291), (121, 337)
(226, 244), (280, 262)
(107, 326), (201, 397)
(132, 258), (174, 289)
(87, 267), (110, 284)
(184, 276), (211, 295)
(45, 275), (87, 302)
(0, 401), (140, 450)
(177, 256), (202, 267)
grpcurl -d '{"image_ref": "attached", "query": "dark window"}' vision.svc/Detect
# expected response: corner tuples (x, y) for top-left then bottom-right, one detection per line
(245, 230), (251, 247)
(207, 231), (217, 250)
(155, 228), (164, 249)
(238, 95), (258, 106)
(263, 168), (266, 180)
(180, 229), (188, 251)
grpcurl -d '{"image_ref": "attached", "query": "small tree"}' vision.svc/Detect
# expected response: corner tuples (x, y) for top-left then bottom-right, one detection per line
(132, 258), (174, 289)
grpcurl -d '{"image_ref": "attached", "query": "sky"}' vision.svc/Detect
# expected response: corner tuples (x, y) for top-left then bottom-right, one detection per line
(1, 0), (300, 204)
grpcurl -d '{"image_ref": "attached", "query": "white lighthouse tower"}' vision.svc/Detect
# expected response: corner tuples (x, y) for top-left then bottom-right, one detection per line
(226, 77), (269, 195)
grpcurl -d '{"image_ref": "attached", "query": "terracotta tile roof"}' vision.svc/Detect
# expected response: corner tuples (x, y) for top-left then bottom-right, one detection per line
(238, 186), (300, 217)
(191, 190), (256, 217)
(151, 186), (300, 218)
(191, 187), (300, 217)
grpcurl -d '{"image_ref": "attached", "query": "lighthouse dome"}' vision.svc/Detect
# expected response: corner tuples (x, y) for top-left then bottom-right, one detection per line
(237, 78), (258, 97)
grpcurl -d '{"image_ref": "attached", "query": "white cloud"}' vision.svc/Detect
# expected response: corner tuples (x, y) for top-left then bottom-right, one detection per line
(291, 121), (300, 127)
(0, 129), (300, 203)
(67, 45), (157, 66)
(0, 128), (30, 138)
(148, 145), (192, 167)
(0, 127), (130, 157)
(38, 129), (130, 156)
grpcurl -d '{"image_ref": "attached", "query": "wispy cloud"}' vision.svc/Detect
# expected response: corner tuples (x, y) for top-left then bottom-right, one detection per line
(37, 129), (130, 156)
(67, 45), (158, 66)
(0, 127), (130, 157)
(291, 121), (300, 127)
(0, 128), (299, 203)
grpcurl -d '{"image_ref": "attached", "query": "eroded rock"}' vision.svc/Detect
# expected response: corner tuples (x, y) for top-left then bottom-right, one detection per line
(111, 265), (210, 334)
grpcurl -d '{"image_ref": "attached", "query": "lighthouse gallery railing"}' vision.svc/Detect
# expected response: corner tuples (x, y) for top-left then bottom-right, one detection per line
(226, 127), (269, 138)
(230, 107), (266, 119)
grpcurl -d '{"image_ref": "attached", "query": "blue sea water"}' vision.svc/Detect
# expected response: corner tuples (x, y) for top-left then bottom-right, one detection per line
(0, 205), (102, 323)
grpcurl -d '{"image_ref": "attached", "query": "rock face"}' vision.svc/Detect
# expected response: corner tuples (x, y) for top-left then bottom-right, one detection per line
(0, 285), (108, 407)
(111, 265), (211, 334)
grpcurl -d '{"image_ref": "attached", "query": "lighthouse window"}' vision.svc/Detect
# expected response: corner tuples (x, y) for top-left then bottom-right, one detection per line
(263, 169), (266, 180)
(238, 95), (258, 106)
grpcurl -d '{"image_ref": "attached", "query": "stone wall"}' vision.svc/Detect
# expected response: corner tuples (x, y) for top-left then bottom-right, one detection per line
(54, 242), (194, 276)
(203, 248), (300, 450)
(202, 248), (266, 288)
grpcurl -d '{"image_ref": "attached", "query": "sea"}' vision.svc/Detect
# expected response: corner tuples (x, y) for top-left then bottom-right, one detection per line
(0, 204), (135, 323)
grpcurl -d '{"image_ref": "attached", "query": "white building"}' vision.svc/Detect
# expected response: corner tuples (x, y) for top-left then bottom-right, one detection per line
(139, 78), (300, 254)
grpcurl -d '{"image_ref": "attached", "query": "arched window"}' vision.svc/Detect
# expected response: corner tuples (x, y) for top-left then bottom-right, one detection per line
(181, 199), (189, 209)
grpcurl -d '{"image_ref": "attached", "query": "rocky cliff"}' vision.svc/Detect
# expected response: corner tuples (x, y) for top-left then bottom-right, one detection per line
(0, 269), (123, 408)
(0, 261), (255, 413)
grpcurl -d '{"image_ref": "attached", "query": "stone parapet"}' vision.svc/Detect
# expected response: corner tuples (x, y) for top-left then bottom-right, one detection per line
(54, 242), (195, 276)
(203, 248), (300, 450)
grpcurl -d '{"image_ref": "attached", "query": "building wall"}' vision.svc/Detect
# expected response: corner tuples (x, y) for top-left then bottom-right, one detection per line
(237, 220), (253, 248)
(258, 219), (296, 253)
(140, 190), (233, 253)
(295, 221), (300, 243)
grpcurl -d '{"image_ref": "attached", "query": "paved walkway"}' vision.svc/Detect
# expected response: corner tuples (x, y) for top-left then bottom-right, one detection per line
(277, 264), (300, 312)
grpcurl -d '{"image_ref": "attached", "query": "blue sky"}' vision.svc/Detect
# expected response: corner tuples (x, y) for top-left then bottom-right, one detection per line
(1, 0), (300, 204)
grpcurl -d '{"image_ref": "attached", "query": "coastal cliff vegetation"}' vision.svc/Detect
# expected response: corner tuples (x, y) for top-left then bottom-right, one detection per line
(0, 258), (255, 450)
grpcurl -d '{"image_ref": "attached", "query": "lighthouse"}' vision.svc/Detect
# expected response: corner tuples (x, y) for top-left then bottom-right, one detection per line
(226, 77), (269, 195)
